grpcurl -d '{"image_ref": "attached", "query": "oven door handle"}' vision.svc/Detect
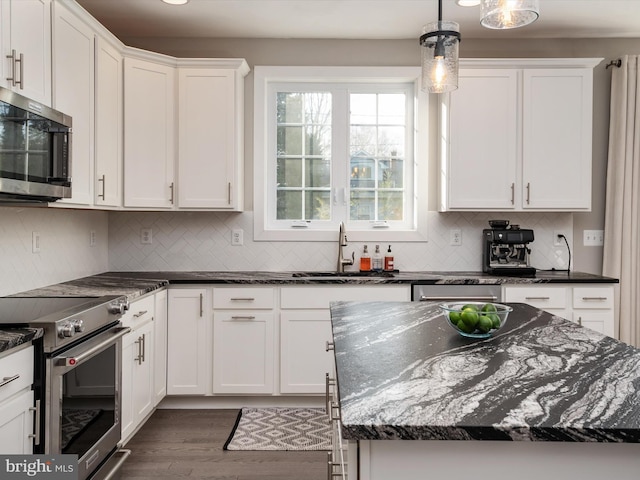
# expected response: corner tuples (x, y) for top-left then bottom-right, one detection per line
(55, 327), (131, 367)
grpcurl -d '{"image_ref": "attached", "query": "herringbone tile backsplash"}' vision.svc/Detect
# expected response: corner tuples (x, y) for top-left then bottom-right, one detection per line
(108, 211), (573, 273)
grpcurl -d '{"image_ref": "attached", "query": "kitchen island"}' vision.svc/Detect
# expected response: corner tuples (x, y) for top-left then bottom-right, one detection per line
(330, 301), (640, 480)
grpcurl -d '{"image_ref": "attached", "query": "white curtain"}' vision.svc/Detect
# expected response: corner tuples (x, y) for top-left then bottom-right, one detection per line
(603, 55), (640, 347)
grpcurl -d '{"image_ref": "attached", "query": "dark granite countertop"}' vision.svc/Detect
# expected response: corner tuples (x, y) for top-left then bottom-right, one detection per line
(330, 301), (640, 442)
(0, 327), (43, 355)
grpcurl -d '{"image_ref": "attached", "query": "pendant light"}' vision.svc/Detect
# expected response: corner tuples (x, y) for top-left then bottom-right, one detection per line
(419, 0), (461, 93)
(480, 0), (540, 29)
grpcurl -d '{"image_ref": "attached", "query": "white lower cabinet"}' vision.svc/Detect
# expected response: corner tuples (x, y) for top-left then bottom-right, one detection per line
(280, 286), (410, 395)
(502, 284), (615, 337)
(121, 293), (156, 444)
(0, 344), (35, 454)
(166, 287), (210, 395)
(212, 287), (275, 394)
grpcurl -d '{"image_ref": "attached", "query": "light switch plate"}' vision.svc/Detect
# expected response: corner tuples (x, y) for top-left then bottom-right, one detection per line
(583, 229), (604, 246)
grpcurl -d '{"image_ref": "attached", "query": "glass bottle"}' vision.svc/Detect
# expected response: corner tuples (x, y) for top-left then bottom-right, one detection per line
(384, 245), (394, 272)
(360, 245), (371, 272)
(372, 245), (383, 272)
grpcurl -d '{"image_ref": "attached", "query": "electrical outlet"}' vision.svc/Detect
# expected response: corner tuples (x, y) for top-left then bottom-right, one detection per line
(140, 228), (153, 245)
(231, 229), (244, 246)
(90, 230), (96, 247)
(32, 232), (41, 253)
(553, 231), (565, 247)
(450, 229), (462, 246)
(583, 229), (604, 246)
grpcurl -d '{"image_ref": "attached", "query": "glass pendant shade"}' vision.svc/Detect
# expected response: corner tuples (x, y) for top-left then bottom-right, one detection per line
(480, 0), (540, 29)
(420, 21), (461, 94)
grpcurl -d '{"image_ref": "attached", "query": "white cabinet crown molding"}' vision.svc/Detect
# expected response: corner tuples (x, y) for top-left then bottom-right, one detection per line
(459, 58), (604, 69)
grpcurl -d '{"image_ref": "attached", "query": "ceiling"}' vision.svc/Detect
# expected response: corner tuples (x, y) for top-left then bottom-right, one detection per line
(74, 0), (640, 41)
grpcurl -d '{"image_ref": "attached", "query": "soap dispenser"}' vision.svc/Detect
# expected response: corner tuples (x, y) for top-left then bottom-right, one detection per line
(384, 245), (394, 272)
(360, 245), (371, 272)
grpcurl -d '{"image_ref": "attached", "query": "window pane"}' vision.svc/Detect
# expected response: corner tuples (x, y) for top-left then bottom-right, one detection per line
(378, 191), (403, 220)
(350, 156), (375, 188)
(378, 126), (405, 157)
(305, 158), (331, 188)
(305, 191), (331, 220)
(277, 93), (303, 124)
(379, 158), (404, 188)
(277, 158), (302, 187)
(378, 93), (406, 125)
(350, 190), (375, 220)
(277, 190), (302, 219)
(277, 126), (303, 156)
(350, 93), (377, 125)
(304, 93), (332, 125)
(305, 125), (330, 156)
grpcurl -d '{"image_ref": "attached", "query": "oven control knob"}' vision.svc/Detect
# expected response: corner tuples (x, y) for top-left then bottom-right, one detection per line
(72, 319), (85, 333)
(108, 300), (129, 315)
(58, 322), (75, 338)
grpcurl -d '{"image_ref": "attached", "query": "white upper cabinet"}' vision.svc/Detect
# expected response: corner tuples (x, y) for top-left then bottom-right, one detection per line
(440, 58), (602, 212)
(52, 1), (95, 206)
(0, 0), (52, 105)
(177, 63), (248, 210)
(94, 35), (122, 207)
(123, 56), (176, 209)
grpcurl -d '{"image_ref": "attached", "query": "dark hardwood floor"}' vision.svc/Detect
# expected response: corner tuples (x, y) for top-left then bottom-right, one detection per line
(120, 409), (327, 480)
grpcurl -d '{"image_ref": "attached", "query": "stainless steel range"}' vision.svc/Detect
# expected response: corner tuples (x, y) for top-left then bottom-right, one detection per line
(0, 295), (131, 480)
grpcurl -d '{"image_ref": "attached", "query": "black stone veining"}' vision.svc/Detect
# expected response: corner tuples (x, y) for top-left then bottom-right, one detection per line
(330, 301), (640, 443)
(0, 327), (43, 354)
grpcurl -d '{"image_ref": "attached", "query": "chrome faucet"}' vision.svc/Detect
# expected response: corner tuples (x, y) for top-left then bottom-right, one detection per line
(337, 222), (355, 273)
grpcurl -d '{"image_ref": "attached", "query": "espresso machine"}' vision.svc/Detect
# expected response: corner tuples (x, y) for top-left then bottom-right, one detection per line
(482, 220), (536, 276)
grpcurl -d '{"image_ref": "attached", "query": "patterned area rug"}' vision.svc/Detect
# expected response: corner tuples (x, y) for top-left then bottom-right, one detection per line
(223, 407), (331, 451)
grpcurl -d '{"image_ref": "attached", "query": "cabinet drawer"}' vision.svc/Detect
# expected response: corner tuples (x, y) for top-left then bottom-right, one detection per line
(121, 294), (155, 329)
(0, 345), (34, 404)
(280, 286), (410, 309)
(503, 287), (568, 309)
(572, 287), (613, 309)
(213, 287), (275, 309)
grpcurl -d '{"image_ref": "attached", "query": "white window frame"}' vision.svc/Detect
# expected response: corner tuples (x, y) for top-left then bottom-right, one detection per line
(254, 66), (429, 242)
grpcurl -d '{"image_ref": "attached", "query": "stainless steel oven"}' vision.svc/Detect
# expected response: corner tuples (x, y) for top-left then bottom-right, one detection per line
(0, 295), (130, 480)
(412, 284), (502, 303)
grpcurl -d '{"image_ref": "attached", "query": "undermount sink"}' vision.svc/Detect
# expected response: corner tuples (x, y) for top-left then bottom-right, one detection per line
(292, 271), (395, 278)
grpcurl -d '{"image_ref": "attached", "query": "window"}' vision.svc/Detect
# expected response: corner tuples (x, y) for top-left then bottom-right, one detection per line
(254, 67), (428, 242)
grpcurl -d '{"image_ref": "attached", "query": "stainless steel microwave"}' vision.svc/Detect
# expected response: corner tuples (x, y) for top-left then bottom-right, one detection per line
(0, 86), (72, 202)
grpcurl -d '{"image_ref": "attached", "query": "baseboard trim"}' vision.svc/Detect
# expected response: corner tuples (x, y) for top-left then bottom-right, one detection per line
(157, 395), (324, 409)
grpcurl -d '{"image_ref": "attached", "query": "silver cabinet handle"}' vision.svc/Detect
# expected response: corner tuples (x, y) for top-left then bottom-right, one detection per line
(98, 175), (106, 199)
(526, 182), (531, 204)
(524, 296), (550, 300)
(199, 293), (203, 317)
(29, 399), (41, 446)
(325, 341), (334, 352)
(169, 182), (174, 204)
(230, 316), (256, 320)
(230, 297), (256, 302)
(228, 182), (232, 204)
(510, 182), (515, 205)
(132, 310), (148, 318)
(582, 297), (608, 301)
(577, 316), (583, 326)
(0, 374), (20, 388)
(329, 401), (341, 422)
(17, 52), (24, 89)
(141, 333), (146, 363)
(6, 49), (17, 85)
(419, 295), (497, 302)
(135, 335), (143, 365)
(325, 373), (336, 416)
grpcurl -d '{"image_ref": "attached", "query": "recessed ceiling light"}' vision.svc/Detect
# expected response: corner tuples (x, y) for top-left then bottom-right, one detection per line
(457, 0), (481, 6)
(162, 0), (189, 5)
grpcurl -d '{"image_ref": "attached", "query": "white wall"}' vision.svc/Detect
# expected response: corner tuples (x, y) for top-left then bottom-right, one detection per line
(0, 207), (108, 296)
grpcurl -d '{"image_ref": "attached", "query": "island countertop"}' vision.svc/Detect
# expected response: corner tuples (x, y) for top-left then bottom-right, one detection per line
(330, 301), (640, 443)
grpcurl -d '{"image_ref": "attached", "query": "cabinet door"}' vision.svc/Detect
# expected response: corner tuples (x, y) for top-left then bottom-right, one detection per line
(212, 311), (274, 394)
(280, 310), (333, 394)
(0, 389), (34, 454)
(123, 57), (176, 208)
(444, 69), (518, 210)
(1, 0), (51, 105)
(153, 289), (168, 404)
(121, 320), (154, 443)
(53, 3), (94, 206)
(95, 36), (122, 207)
(167, 288), (210, 395)
(522, 69), (592, 210)
(178, 68), (243, 209)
